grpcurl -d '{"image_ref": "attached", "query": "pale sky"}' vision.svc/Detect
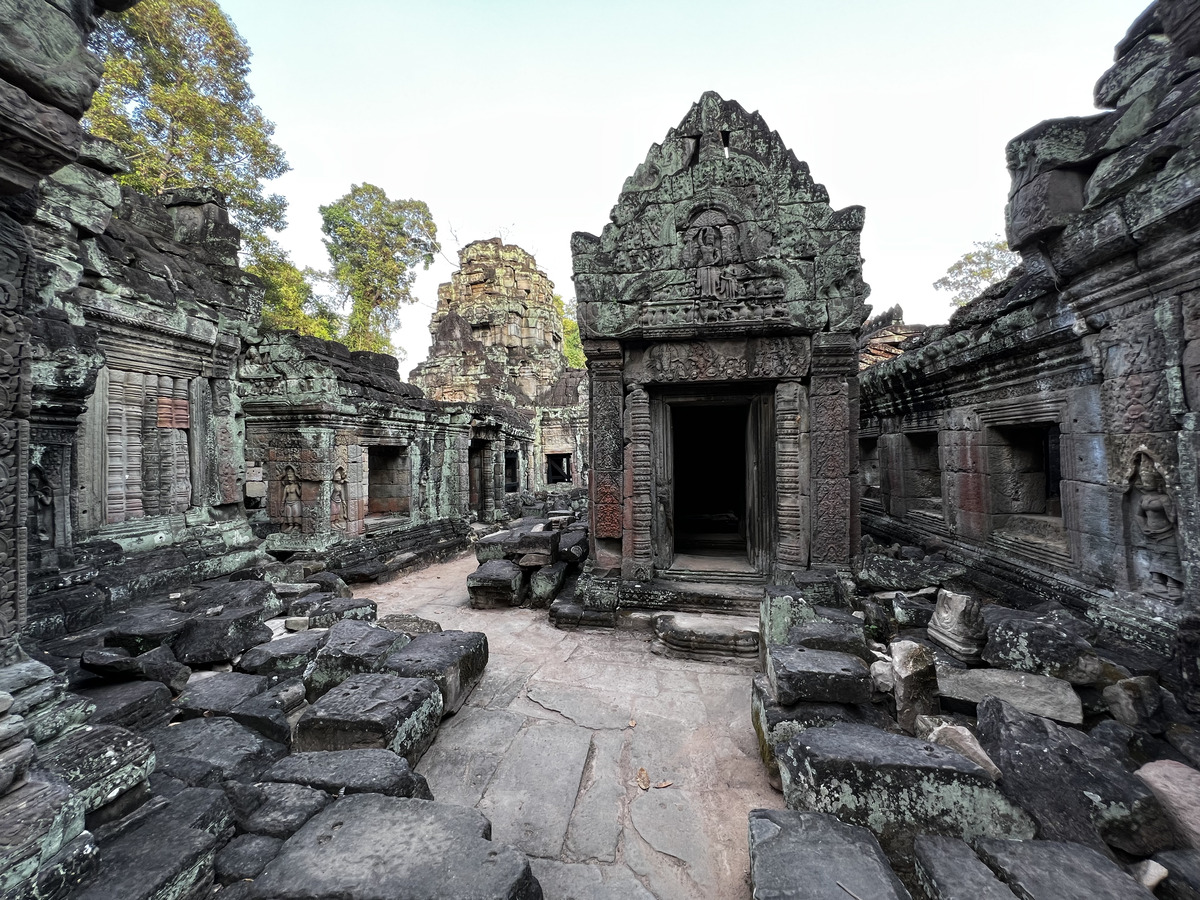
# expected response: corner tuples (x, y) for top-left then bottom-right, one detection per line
(216, 0), (1152, 374)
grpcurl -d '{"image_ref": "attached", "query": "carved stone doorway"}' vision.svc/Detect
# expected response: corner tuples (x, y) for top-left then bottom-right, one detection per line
(653, 390), (775, 577)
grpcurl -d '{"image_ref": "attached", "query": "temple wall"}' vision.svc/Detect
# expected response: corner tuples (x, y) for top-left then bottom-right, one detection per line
(860, 1), (1200, 663)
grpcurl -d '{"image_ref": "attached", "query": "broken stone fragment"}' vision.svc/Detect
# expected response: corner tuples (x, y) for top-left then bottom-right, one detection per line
(467, 559), (526, 609)
(149, 716), (287, 787)
(1137, 759), (1200, 849)
(927, 589), (987, 663)
(175, 671), (267, 719)
(263, 748), (433, 800)
(230, 677), (307, 745)
(974, 837), (1155, 899)
(890, 639), (940, 734)
(79, 645), (192, 693)
(303, 571), (353, 598)
(303, 620), (409, 702)
(294, 673), (442, 766)
(925, 723), (1001, 781)
(777, 722), (1036, 860)
(976, 697), (1173, 856)
(937, 663), (1083, 724)
(172, 606), (273, 666)
(1153, 848), (1200, 899)
(215, 833), (283, 885)
(227, 781), (331, 839)
(236, 629), (327, 684)
(748, 808), (910, 900)
(767, 645), (873, 706)
(530, 561), (569, 607)
(1104, 675), (1166, 731)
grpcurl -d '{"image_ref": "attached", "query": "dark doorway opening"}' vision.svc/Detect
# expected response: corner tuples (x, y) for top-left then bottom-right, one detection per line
(672, 403), (748, 555)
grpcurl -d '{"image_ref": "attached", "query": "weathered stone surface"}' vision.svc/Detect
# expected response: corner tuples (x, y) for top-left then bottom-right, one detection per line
(149, 716), (286, 786)
(236, 629), (327, 683)
(855, 556), (965, 592)
(0, 779), (86, 899)
(937, 664), (1083, 724)
(31, 830), (99, 900)
(175, 671), (267, 719)
(1104, 675), (1170, 731)
(748, 808), (911, 900)
(892, 592), (935, 628)
(194, 580), (282, 619)
(530, 561), (568, 607)
(655, 612), (759, 658)
(290, 595), (377, 628)
(73, 819), (218, 900)
(983, 612), (1110, 685)
(23, 693), (94, 744)
(294, 673), (442, 765)
(1155, 848), (1200, 900)
(172, 606), (273, 665)
(891, 639), (939, 734)
(977, 698), (1172, 856)
(304, 571), (353, 598)
(247, 793), (542, 899)
(468, 559), (526, 608)
(229, 676), (307, 745)
(382, 630), (488, 715)
(923, 722), (1001, 781)
(79, 645), (191, 693)
(913, 835), (1018, 900)
(75, 680), (173, 732)
(974, 837), (1155, 899)
(377, 613), (442, 636)
(787, 616), (868, 661)
(215, 833), (282, 885)
(229, 780), (330, 839)
(927, 589), (987, 663)
(1137, 759), (1200, 849)
(304, 619), (409, 701)
(768, 645), (872, 706)
(36, 724), (154, 814)
(777, 723), (1035, 858)
(263, 748), (433, 799)
(104, 610), (194, 656)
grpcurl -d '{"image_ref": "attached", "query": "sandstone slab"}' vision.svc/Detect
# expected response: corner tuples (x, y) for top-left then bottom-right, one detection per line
(768, 645), (872, 706)
(975, 837), (1155, 899)
(937, 664), (1083, 724)
(264, 748), (432, 799)
(382, 630), (488, 715)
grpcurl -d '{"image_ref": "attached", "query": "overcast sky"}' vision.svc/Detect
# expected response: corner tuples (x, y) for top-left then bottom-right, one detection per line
(216, 0), (1151, 374)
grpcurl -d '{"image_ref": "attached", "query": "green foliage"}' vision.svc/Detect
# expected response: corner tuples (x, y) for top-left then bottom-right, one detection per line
(933, 237), (1022, 307)
(319, 183), (438, 354)
(85, 0), (289, 236)
(244, 234), (339, 339)
(553, 295), (586, 369)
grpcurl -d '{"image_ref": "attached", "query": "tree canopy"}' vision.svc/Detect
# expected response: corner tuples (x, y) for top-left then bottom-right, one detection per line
(319, 183), (439, 354)
(555, 295), (586, 369)
(933, 237), (1022, 307)
(85, 0), (289, 236)
(244, 234), (339, 340)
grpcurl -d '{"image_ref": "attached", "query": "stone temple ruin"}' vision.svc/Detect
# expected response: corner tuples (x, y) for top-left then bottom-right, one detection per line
(2, 0), (1200, 898)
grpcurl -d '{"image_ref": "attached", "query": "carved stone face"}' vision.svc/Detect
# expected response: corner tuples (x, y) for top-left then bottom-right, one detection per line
(1134, 455), (1160, 492)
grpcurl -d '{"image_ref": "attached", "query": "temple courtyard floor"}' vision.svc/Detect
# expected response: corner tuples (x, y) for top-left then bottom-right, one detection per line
(365, 551), (776, 900)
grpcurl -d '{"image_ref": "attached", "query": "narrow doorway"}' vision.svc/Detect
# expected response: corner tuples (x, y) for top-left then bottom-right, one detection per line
(672, 403), (749, 566)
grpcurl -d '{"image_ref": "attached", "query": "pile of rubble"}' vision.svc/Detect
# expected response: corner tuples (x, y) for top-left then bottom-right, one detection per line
(466, 508), (589, 614)
(748, 542), (1200, 898)
(1, 565), (542, 899)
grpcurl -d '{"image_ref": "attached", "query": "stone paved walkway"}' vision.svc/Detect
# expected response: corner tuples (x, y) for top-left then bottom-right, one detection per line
(363, 551), (777, 900)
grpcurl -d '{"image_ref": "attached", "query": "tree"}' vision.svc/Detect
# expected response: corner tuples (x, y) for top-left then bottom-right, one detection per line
(319, 183), (438, 354)
(244, 235), (339, 339)
(85, 0), (289, 236)
(554, 295), (586, 369)
(933, 237), (1021, 307)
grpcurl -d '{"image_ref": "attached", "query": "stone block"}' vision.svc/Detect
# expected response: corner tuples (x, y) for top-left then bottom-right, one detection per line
(759, 583), (819, 664)
(1154, 848), (1200, 900)
(73, 819), (218, 900)
(263, 749), (433, 800)
(236, 630), (327, 684)
(1137, 760), (1200, 849)
(175, 672), (268, 719)
(1007, 167), (1085, 249)
(777, 723), (1035, 860)
(937, 665), (1083, 724)
(467, 559), (526, 608)
(296, 596), (377, 628)
(913, 835), (1019, 900)
(854, 556), (965, 592)
(149, 716), (287, 787)
(216, 834), (282, 885)
(172, 607), (273, 666)
(304, 572), (353, 598)
(530, 561), (568, 607)
(76, 680), (174, 732)
(977, 698), (1172, 856)
(767, 645), (872, 706)
(247, 793), (540, 900)
(37, 724), (154, 815)
(80, 645), (191, 694)
(654, 612), (759, 659)
(305, 620), (409, 701)
(748, 808), (909, 900)
(975, 837), (1155, 899)
(983, 613), (1109, 685)
(382, 630), (488, 716)
(0, 779), (86, 900)
(230, 677), (307, 745)
(228, 781), (330, 839)
(786, 617), (868, 661)
(891, 640), (939, 734)
(474, 530), (512, 562)
(294, 674), (442, 766)
(104, 609), (194, 656)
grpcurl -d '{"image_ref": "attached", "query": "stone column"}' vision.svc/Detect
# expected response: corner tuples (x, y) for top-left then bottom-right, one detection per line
(492, 435), (506, 522)
(775, 380), (810, 572)
(586, 341), (624, 570)
(810, 333), (858, 567)
(480, 439), (496, 522)
(624, 384), (654, 581)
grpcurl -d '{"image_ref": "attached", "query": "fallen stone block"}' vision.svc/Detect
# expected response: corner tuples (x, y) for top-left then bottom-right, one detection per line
(37, 724), (155, 816)
(558, 530), (589, 563)
(892, 592), (935, 628)
(474, 530), (513, 563)
(0, 779), (87, 899)
(304, 619), (410, 701)
(787, 614), (868, 661)
(150, 716), (286, 786)
(759, 584), (821, 659)
(975, 837), (1155, 899)
(294, 673), (442, 766)
(748, 808), (910, 900)
(73, 819), (218, 900)
(227, 780), (330, 839)
(236, 629), (327, 684)
(291, 595), (376, 628)
(1137, 759), (1200, 849)
(247, 793), (541, 900)
(1104, 675), (1169, 731)
(530, 562), (569, 607)
(922, 721), (1001, 781)
(22, 692), (95, 744)
(548, 597), (617, 629)
(977, 697), (1172, 856)
(79, 645), (191, 693)
(104, 609), (193, 656)
(983, 612), (1111, 685)
(194, 580), (282, 620)
(216, 833), (283, 885)
(230, 677), (307, 745)
(891, 640), (939, 734)
(376, 613), (442, 636)
(146, 784), (235, 840)
(937, 664), (1083, 724)
(777, 722), (1035, 859)
(768, 645), (872, 706)
(914, 835), (1018, 900)
(31, 830), (98, 900)
(75, 680), (173, 732)
(304, 571), (353, 597)
(382, 630), (488, 716)
(1154, 848), (1200, 900)
(175, 671), (267, 719)
(468, 559), (526, 608)
(855, 555), (965, 592)
(172, 606), (273, 665)
(927, 588), (986, 663)
(263, 748), (433, 800)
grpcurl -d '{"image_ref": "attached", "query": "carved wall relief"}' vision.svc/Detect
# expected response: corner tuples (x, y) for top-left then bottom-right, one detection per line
(1124, 451), (1184, 601)
(282, 465), (303, 533)
(1184, 339), (1200, 413)
(330, 465), (347, 531)
(28, 465), (52, 546)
